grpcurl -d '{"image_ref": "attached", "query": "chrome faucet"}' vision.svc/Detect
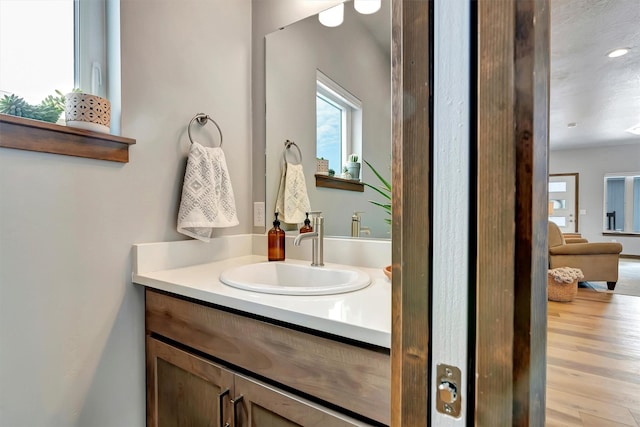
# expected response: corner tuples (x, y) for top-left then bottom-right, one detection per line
(293, 211), (324, 266)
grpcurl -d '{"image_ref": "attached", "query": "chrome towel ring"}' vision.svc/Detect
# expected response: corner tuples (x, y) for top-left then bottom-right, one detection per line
(188, 113), (223, 147)
(283, 139), (303, 165)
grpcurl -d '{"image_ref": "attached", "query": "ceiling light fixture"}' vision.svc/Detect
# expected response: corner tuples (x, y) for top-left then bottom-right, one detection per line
(625, 122), (640, 135)
(567, 122), (577, 128)
(318, 3), (344, 27)
(607, 48), (629, 58)
(354, 0), (381, 14)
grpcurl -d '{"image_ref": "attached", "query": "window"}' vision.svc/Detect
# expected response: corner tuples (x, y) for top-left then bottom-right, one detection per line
(0, 0), (107, 119)
(604, 173), (640, 233)
(316, 70), (362, 174)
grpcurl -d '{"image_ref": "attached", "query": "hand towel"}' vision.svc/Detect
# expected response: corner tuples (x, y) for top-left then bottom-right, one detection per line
(177, 142), (239, 241)
(275, 161), (311, 224)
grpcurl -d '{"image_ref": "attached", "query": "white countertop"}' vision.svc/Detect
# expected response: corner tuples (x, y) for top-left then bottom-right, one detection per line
(132, 235), (391, 348)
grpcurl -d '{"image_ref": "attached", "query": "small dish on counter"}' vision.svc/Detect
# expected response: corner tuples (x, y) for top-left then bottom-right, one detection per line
(383, 265), (392, 281)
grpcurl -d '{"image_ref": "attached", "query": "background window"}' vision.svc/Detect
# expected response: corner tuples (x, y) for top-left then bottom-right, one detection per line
(0, 0), (74, 104)
(0, 0), (107, 115)
(634, 177), (640, 232)
(604, 174), (640, 233)
(606, 177), (625, 231)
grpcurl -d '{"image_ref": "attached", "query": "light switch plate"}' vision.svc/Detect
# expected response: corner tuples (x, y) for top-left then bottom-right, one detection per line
(253, 202), (265, 227)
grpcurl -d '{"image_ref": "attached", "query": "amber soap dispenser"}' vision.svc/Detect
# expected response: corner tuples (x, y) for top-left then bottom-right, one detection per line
(268, 212), (285, 261)
(299, 212), (313, 234)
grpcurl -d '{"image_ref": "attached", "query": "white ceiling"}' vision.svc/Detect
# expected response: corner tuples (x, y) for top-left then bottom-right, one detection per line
(550, 0), (640, 150)
(354, 0), (640, 151)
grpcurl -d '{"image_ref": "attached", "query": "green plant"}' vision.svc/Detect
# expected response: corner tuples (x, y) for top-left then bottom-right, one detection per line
(328, 168), (335, 176)
(348, 153), (359, 162)
(363, 159), (391, 225)
(0, 89), (81, 123)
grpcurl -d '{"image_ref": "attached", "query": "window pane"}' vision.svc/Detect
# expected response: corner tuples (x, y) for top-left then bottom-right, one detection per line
(549, 216), (566, 227)
(316, 96), (342, 173)
(606, 178), (625, 231)
(549, 181), (567, 192)
(0, 0), (74, 104)
(634, 177), (640, 232)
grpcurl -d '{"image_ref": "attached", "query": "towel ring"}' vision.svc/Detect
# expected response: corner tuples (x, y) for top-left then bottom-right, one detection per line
(188, 113), (223, 147)
(283, 139), (303, 165)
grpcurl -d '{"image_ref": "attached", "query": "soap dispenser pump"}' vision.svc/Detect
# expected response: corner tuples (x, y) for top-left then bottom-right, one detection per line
(299, 212), (313, 234)
(268, 212), (285, 261)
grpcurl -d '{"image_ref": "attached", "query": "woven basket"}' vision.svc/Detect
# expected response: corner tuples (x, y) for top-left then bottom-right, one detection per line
(547, 275), (578, 302)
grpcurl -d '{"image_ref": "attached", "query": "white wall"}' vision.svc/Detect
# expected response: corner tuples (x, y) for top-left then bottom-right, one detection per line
(550, 143), (640, 255)
(0, 1), (251, 425)
(264, 7), (391, 238)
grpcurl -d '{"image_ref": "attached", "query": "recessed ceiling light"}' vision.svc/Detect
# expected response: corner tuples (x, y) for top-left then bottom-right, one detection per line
(567, 122), (577, 128)
(626, 123), (640, 135)
(607, 48), (629, 58)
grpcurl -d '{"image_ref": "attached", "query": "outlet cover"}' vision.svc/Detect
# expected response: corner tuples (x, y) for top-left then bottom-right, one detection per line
(253, 202), (265, 227)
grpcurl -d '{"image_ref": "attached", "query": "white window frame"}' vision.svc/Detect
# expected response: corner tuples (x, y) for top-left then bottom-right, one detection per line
(76, 0), (108, 98)
(316, 70), (363, 169)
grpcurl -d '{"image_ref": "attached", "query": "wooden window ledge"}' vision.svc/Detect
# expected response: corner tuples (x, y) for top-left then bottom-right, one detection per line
(315, 174), (364, 192)
(0, 114), (135, 163)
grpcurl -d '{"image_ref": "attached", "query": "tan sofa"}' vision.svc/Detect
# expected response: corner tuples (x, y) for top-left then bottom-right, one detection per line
(548, 221), (623, 290)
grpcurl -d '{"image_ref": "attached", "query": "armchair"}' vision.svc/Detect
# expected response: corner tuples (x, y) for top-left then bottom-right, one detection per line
(548, 221), (623, 290)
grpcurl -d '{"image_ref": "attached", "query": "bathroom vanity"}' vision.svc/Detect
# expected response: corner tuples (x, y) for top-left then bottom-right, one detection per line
(133, 235), (392, 426)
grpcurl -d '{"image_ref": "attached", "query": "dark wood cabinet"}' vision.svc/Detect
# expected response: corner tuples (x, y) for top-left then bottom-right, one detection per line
(234, 374), (366, 427)
(145, 289), (389, 426)
(147, 337), (233, 427)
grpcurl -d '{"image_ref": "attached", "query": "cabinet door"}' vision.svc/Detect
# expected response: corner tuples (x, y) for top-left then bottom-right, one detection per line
(232, 374), (374, 427)
(147, 337), (234, 427)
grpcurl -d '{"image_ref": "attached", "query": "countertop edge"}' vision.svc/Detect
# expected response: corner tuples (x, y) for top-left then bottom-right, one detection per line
(133, 256), (391, 348)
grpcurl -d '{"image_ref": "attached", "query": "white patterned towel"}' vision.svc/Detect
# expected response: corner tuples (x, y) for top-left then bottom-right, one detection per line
(275, 162), (311, 224)
(177, 142), (239, 241)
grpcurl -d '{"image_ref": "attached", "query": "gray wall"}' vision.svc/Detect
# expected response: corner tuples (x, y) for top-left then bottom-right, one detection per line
(550, 142), (640, 255)
(0, 0), (251, 425)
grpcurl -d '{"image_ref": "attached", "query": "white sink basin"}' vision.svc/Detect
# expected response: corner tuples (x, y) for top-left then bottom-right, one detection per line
(219, 262), (371, 295)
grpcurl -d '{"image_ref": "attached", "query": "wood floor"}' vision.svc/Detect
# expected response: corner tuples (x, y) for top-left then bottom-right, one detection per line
(546, 289), (640, 426)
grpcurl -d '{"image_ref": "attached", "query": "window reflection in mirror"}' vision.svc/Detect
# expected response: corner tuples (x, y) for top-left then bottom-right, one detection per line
(316, 71), (362, 174)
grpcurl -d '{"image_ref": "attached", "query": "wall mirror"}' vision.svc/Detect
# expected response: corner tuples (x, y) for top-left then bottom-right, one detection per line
(264, 0), (392, 239)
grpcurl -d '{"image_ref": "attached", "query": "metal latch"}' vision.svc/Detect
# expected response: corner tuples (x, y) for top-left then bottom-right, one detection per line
(436, 364), (461, 417)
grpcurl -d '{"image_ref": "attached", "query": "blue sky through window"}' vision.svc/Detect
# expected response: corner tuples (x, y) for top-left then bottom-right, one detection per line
(316, 95), (342, 173)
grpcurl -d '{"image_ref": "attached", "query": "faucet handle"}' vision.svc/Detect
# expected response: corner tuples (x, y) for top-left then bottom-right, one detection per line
(308, 210), (323, 217)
